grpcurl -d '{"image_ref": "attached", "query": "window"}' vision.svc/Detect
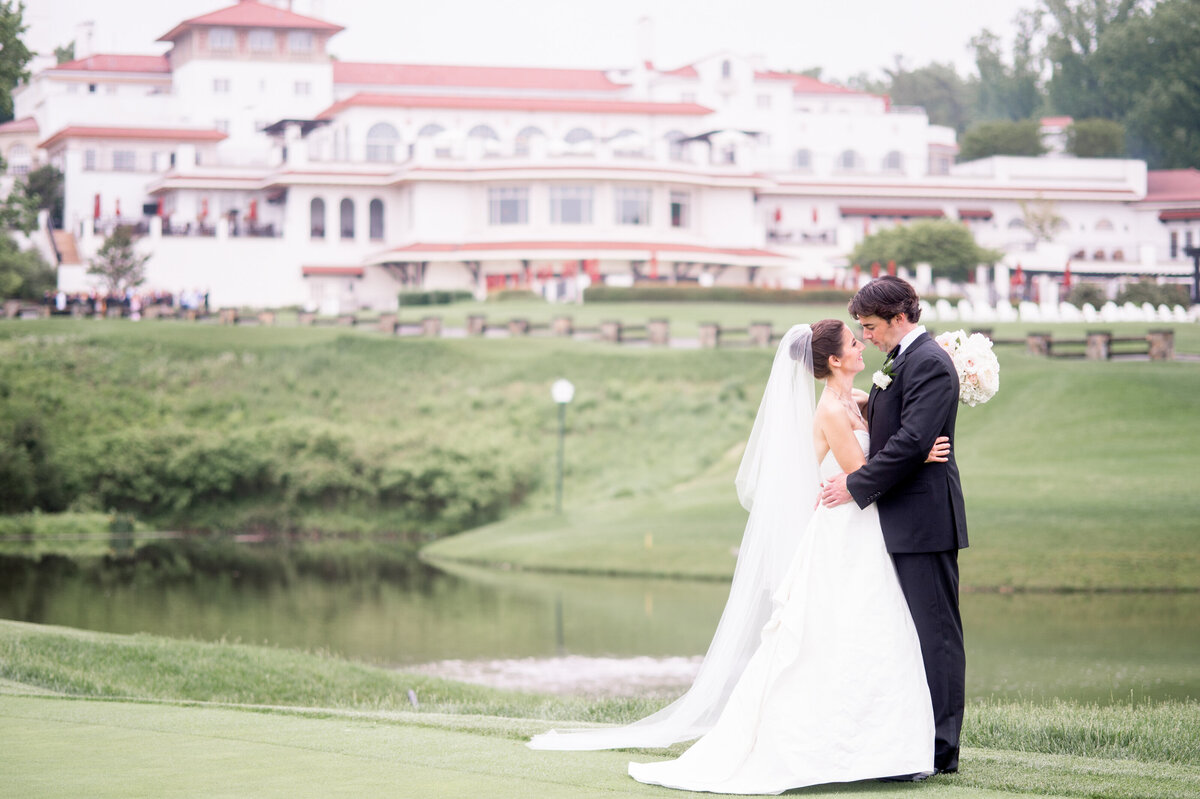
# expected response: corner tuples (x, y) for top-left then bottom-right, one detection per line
(550, 186), (593, 224)
(113, 151), (136, 172)
(1095, 219), (1114, 232)
(721, 60), (732, 79)
(837, 150), (862, 171)
(488, 187), (528, 225)
(563, 128), (594, 145)
(248, 30), (275, 53)
(288, 31), (314, 53)
(294, 81), (312, 96)
(340, 198), (355, 239)
(1170, 230), (1178, 259)
(468, 124), (499, 141)
(310, 197), (326, 239)
(88, 83), (97, 93)
(615, 187), (651, 225)
(882, 150), (904, 172)
(209, 27), (235, 51)
(5, 145), (29, 175)
(369, 199), (385, 240)
(366, 122), (399, 162)
(214, 119), (230, 134)
(417, 123), (445, 137)
(213, 78), (231, 93)
(610, 129), (645, 157)
(794, 148), (812, 171)
(83, 149), (97, 171)
(670, 191), (690, 228)
(514, 126), (544, 157)
(1007, 218), (1027, 229)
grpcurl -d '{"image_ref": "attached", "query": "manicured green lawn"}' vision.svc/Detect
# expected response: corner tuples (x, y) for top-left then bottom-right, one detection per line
(2, 621), (1197, 799)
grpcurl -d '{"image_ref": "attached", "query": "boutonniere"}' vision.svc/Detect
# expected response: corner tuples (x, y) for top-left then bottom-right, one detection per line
(872, 354), (896, 390)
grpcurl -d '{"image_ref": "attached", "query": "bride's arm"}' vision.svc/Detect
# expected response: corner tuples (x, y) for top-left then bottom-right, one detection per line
(816, 401), (866, 475)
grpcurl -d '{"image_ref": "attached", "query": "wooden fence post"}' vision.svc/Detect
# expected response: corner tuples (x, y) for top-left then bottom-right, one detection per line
(507, 318), (530, 336)
(552, 315), (574, 337)
(699, 322), (720, 349)
(600, 320), (623, 343)
(467, 314), (486, 336)
(1026, 332), (1051, 356)
(1147, 329), (1175, 361)
(648, 318), (670, 346)
(422, 316), (442, 337)
(1085, 331), (1111, 360)
(378, 312), (397, 334)
(749, 321), (773, 348)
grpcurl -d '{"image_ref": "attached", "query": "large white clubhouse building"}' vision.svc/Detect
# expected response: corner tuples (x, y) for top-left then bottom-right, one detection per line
(5, 0), (1198, 311)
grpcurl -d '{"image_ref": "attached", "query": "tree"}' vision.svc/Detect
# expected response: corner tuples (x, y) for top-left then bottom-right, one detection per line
(1066, 118), (1125, 157)
(970, 12), (1045, 122)
(88, 227), (149, 295)
(24, 165), (64, 228)
(0, 232), (53, 299)
(883, 59), (975, 133)
(1018, 196), (1066, 243)
(0, 1), (33, 121)
(958, 119), (1047, 161)
(53, 41), (74, 64)
(0, 174), (38, 233)
(850, 219), (1002, 283)
(1043, 0), (1149, 119)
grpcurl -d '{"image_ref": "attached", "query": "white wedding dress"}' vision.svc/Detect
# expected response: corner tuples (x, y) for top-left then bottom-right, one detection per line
(628, 430), (934, 794)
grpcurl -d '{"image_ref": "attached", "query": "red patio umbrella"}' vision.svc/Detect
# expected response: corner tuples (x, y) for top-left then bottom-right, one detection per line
(1063, 261), (1072, 290)
(248, 199), (258, 223)
(199, 198), (208, 221)
(871, 261), (881, 278)
(887, 260), (896, 276)
(114, 198), (121, 218)
(649, 250), (658, 280)
(156, 197), (164, 217)
(93, 194), (101, 220)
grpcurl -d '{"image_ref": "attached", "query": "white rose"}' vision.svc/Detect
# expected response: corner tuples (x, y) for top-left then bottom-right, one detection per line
(872, 370), (893, 389)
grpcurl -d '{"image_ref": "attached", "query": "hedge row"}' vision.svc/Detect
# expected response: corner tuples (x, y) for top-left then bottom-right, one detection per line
(397, 290), (475, 306)
(582, 285), (856, 304)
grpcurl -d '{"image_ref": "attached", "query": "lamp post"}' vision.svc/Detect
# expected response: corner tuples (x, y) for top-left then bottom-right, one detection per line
(551, 378), (575, 514)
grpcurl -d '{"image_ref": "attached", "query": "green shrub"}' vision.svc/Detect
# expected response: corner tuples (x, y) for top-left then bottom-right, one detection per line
(487, 289), (543, 303)
(1117, 280), (1189, 308)
(397, 290), (474, 306)
(582, 285), (855, 304)
(1068, 283), (1107, 308)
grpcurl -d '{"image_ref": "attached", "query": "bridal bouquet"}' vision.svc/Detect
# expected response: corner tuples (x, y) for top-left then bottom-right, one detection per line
(934, 330), (1000, 406)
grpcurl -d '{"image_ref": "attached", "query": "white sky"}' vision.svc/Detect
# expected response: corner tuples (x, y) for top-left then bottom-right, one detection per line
(24, 0), (1036, 81)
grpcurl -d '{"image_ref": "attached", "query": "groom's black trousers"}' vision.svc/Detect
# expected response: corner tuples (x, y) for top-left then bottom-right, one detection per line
(891, 550), (965, 773)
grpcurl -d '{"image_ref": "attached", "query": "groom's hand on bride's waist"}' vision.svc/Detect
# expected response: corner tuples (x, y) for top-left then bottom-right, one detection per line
(820, 473), (853, 508)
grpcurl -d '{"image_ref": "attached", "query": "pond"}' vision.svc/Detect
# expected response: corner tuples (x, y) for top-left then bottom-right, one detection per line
(1, 555), (1196, 704)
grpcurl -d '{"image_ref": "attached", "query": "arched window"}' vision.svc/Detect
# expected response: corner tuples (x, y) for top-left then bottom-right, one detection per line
(468, 124), (499, 141)
(794, 148), (812, 171)
(882, 150), (904, 172)
(1095, 218), (1114, 231)
(7, 144), (30, 175)
(417, 123), (445, 138)
(1007, 217), (1027, 229)
(564, 127), (594, 145)
(721, 60), (732, 79)
(610, 128), (646, 156)
(366, 122), (399, 163)
(515, 126), (545, 156)
(665, 130), (688, 161)
(340, 198), (355, 240)
(310, 197), (325, 239)
(369, 198), (384, 241)
(837, 150), (862, 171)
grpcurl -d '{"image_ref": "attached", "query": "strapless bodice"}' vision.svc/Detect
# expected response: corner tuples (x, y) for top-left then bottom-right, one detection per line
(819, 429), (869, 481)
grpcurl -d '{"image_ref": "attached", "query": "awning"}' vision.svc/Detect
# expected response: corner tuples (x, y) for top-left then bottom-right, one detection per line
(839, 206), (945, 219)
(1158, 209), (1200, 222)
(302, 266), (364, 277)
(957, 209), (994, 220)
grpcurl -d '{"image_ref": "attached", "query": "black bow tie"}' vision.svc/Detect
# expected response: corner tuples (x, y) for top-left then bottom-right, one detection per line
(888, 346), (901, 360)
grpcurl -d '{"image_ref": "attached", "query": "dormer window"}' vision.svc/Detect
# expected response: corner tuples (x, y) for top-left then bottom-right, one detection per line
(209, 27), (235, 51)
(249, 30), (275, 53)
(288, 31), (314, 53)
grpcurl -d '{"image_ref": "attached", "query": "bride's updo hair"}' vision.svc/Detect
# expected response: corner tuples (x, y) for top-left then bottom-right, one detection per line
(796, 318), (846, 380)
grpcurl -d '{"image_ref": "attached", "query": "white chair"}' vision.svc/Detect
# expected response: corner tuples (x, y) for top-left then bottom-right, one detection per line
(956, 299), (974, 322)
(1101, 301), (1120, 322)
(935, 299), (957, 322)
(1082, 303), (1099, 323)
(1019, 301), (1041, 322)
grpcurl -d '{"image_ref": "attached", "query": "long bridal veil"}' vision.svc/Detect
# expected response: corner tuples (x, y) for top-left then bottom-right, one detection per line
(528, 324), (822, 751)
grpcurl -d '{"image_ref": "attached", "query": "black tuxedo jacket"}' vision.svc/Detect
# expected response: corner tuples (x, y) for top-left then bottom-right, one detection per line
(846, 332), (969, 553)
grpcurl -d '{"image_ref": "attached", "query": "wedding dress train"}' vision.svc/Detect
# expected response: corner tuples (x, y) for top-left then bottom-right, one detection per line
(628, 431), (934, 794)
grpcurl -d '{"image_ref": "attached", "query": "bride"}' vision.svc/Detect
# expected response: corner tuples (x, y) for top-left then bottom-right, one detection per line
(529, 321), (942, 793)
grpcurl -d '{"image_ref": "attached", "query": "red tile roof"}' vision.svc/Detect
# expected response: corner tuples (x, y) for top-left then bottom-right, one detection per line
(1040, 116), (1074, 127)
(302, 266), (364, 277)
(317, 93), (713, 119)
(159, 0), (344, 41)
(755, 71), (871, 96)
(334, 62), (626, 91)
(39, 126), (227, 150)
(0, 117), (38, 134)
(662, 64), (700, 78)
(51, 54), (171, 74)
(1146, 169), (1200, 202)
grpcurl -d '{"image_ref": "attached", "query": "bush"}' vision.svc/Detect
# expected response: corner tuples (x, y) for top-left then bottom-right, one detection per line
(1068, 283), (1107, 308)
(582, 285), (855, 304)
(1117, 280), (1190, 307)
(487, 289), (543, 303)
(397, 290), (474, 306)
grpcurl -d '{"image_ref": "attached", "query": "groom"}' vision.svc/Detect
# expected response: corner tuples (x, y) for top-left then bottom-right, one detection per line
(820, 276), (968, 776)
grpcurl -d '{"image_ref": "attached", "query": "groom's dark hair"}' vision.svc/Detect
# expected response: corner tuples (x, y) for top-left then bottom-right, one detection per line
(848, 276), (921, 323)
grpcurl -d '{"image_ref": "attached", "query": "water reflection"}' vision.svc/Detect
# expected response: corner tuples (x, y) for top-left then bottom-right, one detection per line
(0, 555), (1195, 703)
